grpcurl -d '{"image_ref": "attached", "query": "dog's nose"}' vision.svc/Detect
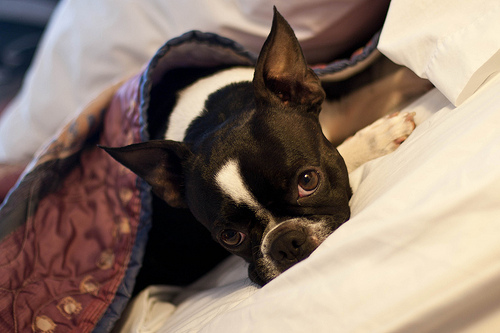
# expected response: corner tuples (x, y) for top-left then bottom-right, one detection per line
(269, 230), (311, 263)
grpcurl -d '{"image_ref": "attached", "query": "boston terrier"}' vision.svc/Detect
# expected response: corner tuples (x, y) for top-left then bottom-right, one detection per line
(101, 8), (415, 286)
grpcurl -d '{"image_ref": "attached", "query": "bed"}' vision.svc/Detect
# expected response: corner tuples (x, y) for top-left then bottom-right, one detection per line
(1, 0), (500, 332)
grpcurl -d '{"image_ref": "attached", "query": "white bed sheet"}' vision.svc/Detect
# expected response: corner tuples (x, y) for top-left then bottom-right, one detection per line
(116, 71), (500, 332)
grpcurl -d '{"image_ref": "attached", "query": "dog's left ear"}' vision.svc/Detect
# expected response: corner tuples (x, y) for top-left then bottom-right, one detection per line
(253, 7), (325, 114)
(100, 140), (192, 208)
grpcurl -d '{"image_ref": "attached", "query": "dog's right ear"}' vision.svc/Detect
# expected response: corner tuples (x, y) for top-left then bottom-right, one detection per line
(99, 140), (192, 208)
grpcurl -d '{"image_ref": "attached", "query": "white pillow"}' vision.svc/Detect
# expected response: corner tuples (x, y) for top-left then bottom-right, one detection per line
(378, 0), (500, 106)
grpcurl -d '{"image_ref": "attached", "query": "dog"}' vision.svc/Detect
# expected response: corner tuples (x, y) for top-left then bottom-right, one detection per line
(101, 8), (416, 286)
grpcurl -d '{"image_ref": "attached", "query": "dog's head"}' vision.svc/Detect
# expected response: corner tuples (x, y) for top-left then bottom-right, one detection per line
(102, 8), (351, 285)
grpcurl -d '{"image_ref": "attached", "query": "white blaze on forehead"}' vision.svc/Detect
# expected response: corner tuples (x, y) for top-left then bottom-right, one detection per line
(215, 159), (260, 210)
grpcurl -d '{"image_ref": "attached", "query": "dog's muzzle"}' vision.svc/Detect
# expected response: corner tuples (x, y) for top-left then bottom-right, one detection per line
(262, 219), (322, 269)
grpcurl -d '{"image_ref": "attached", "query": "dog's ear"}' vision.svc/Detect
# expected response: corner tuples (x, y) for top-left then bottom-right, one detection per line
(100, 140), (192, 208)
(253, 7), (325, 114)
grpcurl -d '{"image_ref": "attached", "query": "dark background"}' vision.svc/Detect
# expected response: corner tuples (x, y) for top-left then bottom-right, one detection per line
(0, 0), (59, 111)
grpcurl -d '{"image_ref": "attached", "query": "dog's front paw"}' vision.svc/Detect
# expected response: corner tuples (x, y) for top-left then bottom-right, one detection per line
(338, 111), (416, 172)
(362, 111), (416, 155)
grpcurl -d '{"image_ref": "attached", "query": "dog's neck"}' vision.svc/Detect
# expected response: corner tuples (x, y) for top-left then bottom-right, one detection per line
(165, 67), (254, 142)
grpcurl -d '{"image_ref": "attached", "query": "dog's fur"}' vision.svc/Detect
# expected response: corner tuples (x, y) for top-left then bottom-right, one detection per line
(102, 8), (418, 286)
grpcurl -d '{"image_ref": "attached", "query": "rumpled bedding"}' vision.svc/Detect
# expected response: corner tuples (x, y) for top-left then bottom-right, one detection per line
(0, 30), (379, 332)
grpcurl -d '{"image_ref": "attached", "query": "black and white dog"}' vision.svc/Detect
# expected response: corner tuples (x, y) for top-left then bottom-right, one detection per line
(102, 8), (415, 286)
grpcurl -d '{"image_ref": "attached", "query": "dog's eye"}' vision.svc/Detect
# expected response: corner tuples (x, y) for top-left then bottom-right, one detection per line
(298, 170), (320, 197)
(220, 229), (246, 247)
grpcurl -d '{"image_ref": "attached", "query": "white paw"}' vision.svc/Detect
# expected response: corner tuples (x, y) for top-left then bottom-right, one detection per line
(337, 111), (416, 173)
(359, 111), (416, 156)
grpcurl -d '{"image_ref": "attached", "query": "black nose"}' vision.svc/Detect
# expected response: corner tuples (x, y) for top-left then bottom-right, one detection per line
(269, 230), (311, 263)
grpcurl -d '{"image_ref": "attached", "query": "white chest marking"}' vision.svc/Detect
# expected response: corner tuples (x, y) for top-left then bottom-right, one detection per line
(165, 67), (254, 142)
(215, 159), (261, 210)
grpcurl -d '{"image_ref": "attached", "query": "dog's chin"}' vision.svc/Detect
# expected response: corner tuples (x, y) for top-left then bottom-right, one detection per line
(248, 261), (282, 287)
(248, 250), (315, 286)
(248, 264), (270, 286)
